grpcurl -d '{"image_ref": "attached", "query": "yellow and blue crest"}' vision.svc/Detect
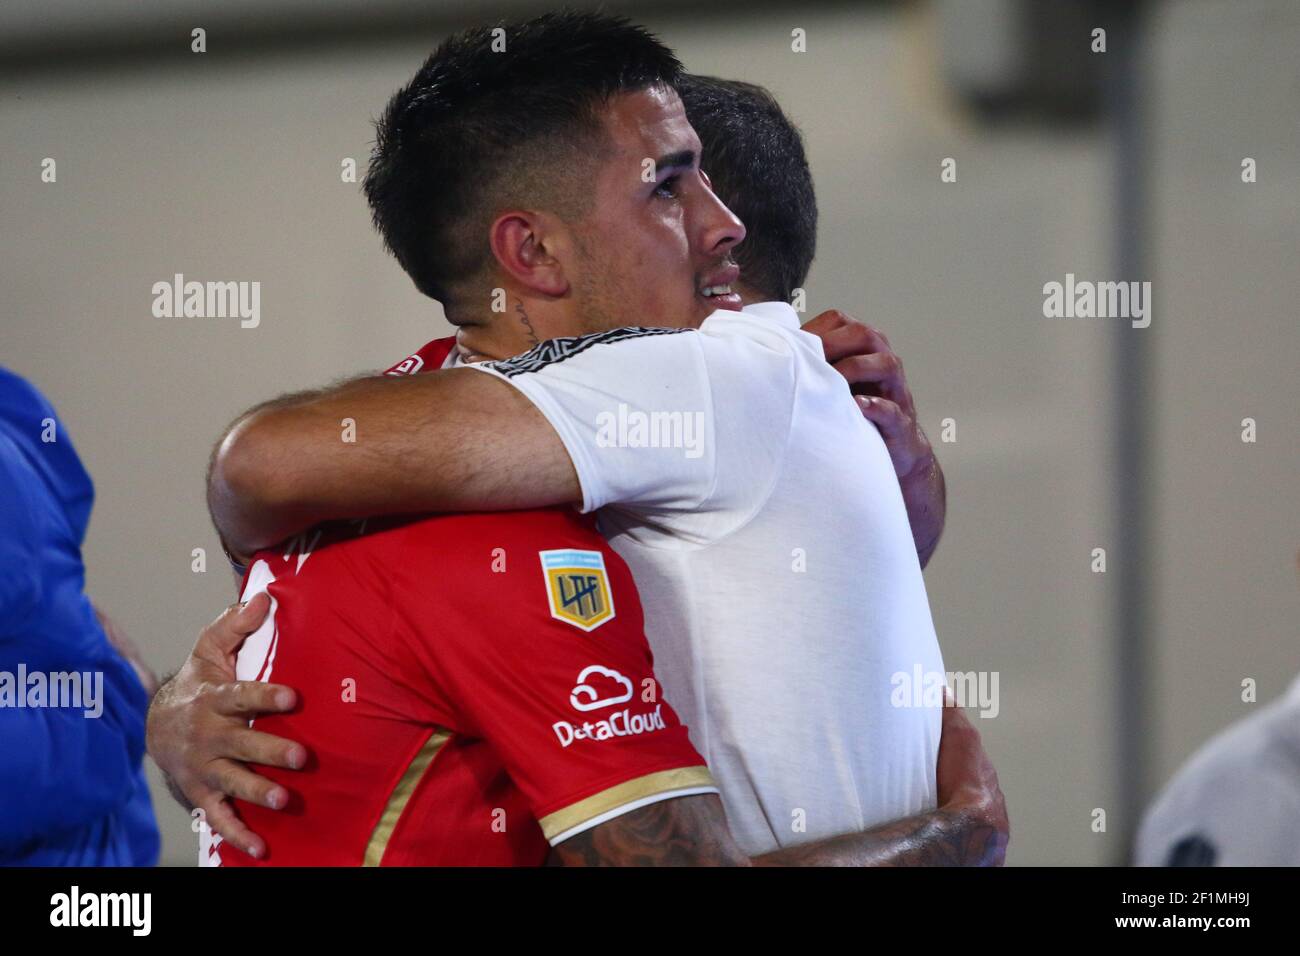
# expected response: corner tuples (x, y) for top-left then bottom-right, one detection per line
(539, 549), (615, 632)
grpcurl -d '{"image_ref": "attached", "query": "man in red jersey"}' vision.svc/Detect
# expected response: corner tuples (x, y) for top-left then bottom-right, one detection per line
(211, 510), (715, 866)
(205, 336), (722, 863)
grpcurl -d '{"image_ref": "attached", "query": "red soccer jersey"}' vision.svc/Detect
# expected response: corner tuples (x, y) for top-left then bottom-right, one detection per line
(210, 509), (714, 866)
(207, 338), (714, 866)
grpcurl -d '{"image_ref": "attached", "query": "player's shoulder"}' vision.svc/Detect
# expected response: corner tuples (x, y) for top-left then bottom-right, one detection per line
(472, 313), (805, 397)
(250, 510), (603, 575)
(478, 326), (699, 380)
(1141, 697), (1299, 827)
(0, 366), (58, 422)
(390, 507), (631, 638)
(1138, 700), (1300, 865)
(394, 507), (605, 557)
(700, 301), (820, 361)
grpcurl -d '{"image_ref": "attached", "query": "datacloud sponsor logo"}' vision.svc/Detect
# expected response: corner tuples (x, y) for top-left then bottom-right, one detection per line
(595, 403), (706, 459)
(151, 273), (261, 328)
(1041, 273), (1152, 328)
(890, 665), (1000, 719)
(0, 665), (103, 718)
(50, 886), (151, 936)
(569, 664), (633, 711)
(553, 665), (666, 747)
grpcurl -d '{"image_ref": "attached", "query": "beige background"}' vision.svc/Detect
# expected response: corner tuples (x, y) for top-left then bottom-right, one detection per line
(2, 0), (1296, 865)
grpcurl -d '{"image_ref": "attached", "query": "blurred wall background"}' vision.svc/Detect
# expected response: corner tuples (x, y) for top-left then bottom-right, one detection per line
(2, 0), (1295, 865)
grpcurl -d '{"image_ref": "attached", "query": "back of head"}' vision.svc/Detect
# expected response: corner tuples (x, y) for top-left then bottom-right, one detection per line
(678, 75), (818, 304)
(364, 11), (683, 306)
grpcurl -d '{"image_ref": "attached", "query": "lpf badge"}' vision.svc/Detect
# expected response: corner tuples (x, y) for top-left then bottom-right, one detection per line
(540, 549), (615, 632)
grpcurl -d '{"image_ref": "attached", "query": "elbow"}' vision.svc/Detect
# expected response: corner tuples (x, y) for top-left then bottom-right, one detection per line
(213, 412), (275, 503)
(208, 410), (297, 554)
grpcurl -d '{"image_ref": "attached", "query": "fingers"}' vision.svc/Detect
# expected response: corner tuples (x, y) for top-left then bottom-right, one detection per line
(801, 309), (850, 339)
(856, 394), (926, 454)
(805, 311), (912, 410)
(196, 593), (272, 662)
(856, 396), (932, 478)
(806, 310), (893, 363)
(199, 794), (267, 861)
(218, 725), (308, 772)
(833, 353), (909, 405)
(201, 757), (292, 812)
(209, 679), (297, 718)
(855, 394), (908, 439)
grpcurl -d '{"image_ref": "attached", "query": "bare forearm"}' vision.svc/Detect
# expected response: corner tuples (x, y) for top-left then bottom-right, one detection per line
(755, 803), (1004, 867)
(900, 452), (945, 570)
(550, 792), (1005, 868)
(207, 369), (577, 556)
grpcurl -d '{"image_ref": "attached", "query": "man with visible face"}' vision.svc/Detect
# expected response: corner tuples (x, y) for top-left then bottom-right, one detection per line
(427, 86), (746, 365)
(378, 74), (788, 361)
(149, 11), (1005, 865)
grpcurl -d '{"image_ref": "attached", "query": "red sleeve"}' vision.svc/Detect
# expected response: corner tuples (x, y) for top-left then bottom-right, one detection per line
(389, 509), (715, 845)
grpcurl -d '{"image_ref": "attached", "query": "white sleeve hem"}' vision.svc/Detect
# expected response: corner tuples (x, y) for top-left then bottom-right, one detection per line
(464, 362), (606, 513)
(547, 786), (720, 846)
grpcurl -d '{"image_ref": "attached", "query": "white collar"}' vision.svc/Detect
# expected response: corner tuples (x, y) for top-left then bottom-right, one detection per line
(738, 300), (802, 329)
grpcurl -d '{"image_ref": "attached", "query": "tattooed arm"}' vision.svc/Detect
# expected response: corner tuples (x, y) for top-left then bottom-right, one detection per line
(548, 794), (749, 866)
(548, 792), (1004, 867)
(753, 804), (1005, 867)
(550, 704), (1009, 867)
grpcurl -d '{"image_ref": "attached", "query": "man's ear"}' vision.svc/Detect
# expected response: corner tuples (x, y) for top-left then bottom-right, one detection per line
(488, 210), (570, 298)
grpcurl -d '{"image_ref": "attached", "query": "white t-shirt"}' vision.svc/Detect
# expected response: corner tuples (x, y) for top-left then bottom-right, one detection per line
(471, 302), (945, 854)
(1136, 674), (1300, 866)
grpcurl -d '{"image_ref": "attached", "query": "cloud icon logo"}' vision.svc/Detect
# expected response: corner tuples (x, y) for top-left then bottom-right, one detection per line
(569, 665), (634, 712)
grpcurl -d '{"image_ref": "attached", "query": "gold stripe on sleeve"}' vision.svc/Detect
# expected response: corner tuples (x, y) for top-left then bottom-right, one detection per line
(539, 766), (717, 843)
(363, 728), (451, 866)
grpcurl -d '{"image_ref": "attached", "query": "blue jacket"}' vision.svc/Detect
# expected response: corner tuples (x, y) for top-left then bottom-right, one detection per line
(0, 368), (159, 865)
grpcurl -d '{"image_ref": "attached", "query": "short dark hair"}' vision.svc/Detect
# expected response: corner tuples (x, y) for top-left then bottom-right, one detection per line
(364, 11), (683, 305)
(678, 75), (817, 303)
